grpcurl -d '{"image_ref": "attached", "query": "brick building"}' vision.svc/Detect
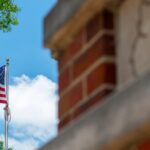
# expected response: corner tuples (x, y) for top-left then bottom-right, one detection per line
(39, 0), (150, 149)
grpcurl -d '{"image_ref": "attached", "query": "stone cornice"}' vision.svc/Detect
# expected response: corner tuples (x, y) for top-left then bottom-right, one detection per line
(44, 0), (120, 59)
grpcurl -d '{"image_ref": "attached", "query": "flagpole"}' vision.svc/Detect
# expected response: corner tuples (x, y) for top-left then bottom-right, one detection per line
(4, 107), (8, 150)
(4, 58), (10, 150)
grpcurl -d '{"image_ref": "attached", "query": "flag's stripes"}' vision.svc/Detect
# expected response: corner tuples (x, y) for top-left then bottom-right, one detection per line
(0, 92), (7, 102)
(0, 96), (7, 99)
(0, 94), (6, 97)
(0, 98), (7, 103)
(0, 100), (7, 104)
(0, 87), (5, 92)
(0, 66), (7, 104)
(0, 84), (5, 88)
(0, 86), (7, 101)
(0, 89), (5, 93)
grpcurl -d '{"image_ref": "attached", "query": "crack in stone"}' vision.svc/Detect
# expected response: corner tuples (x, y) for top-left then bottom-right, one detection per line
(130, 0), (148, 78)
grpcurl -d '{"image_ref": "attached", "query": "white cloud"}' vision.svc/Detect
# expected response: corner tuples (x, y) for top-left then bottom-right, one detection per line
(0, 75), (58, 150)
(9, 137), (39, 150)
(0, 135), (39, 150)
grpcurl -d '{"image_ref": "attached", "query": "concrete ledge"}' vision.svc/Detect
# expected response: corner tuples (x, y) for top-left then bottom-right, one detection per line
(38, 71), (150, 150)
(44, 0), (121, 59)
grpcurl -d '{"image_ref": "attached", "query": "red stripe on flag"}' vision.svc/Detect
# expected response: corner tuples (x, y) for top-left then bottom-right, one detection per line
(0, 94), (6, 98)
(0, 100), (7, 104)
(0, 87), (5, 92)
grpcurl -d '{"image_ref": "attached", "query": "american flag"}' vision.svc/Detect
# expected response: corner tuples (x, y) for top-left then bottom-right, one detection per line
(0, 65), (7, 104)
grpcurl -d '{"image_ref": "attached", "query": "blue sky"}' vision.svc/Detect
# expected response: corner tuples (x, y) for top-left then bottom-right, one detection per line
(0, 0), (58, 150)
(0, 0), (58, 83)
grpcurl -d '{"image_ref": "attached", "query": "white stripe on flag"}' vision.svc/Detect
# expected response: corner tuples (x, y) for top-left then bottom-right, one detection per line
(0, 97), (7, 101)
(0, 84), (5, 88)
(0, 91), (6, 94)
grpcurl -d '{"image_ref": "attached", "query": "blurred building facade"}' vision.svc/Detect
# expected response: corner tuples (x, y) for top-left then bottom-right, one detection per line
(39, 0), (150, 149)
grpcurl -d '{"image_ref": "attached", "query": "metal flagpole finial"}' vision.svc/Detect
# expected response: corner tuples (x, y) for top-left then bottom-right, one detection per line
(6, 58), (10, 66)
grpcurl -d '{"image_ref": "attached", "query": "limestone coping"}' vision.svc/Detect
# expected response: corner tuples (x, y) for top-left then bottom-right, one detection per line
(38, 70), (150, 150)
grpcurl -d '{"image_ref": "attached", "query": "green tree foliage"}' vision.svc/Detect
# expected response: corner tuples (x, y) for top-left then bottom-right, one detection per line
(0, 141), (13, 150)
(0, 0), (19, 32)
(0, 141), (3, 150)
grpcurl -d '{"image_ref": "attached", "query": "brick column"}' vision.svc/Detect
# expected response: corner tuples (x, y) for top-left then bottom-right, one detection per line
(58, 9), (116, 130)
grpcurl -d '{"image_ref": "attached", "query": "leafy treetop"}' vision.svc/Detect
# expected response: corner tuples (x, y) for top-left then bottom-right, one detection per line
(0, 0), (19, 32)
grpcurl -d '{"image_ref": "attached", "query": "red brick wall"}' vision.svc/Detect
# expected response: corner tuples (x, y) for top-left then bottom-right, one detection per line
(58, 9), (116, 130)
(128, 139), (150, 150)
(136, 139), (150, 150)
(138, 139), (150, 150)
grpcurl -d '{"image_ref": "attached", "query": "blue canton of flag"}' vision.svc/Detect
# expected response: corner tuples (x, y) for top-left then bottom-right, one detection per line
(0, 65), (7, 104)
